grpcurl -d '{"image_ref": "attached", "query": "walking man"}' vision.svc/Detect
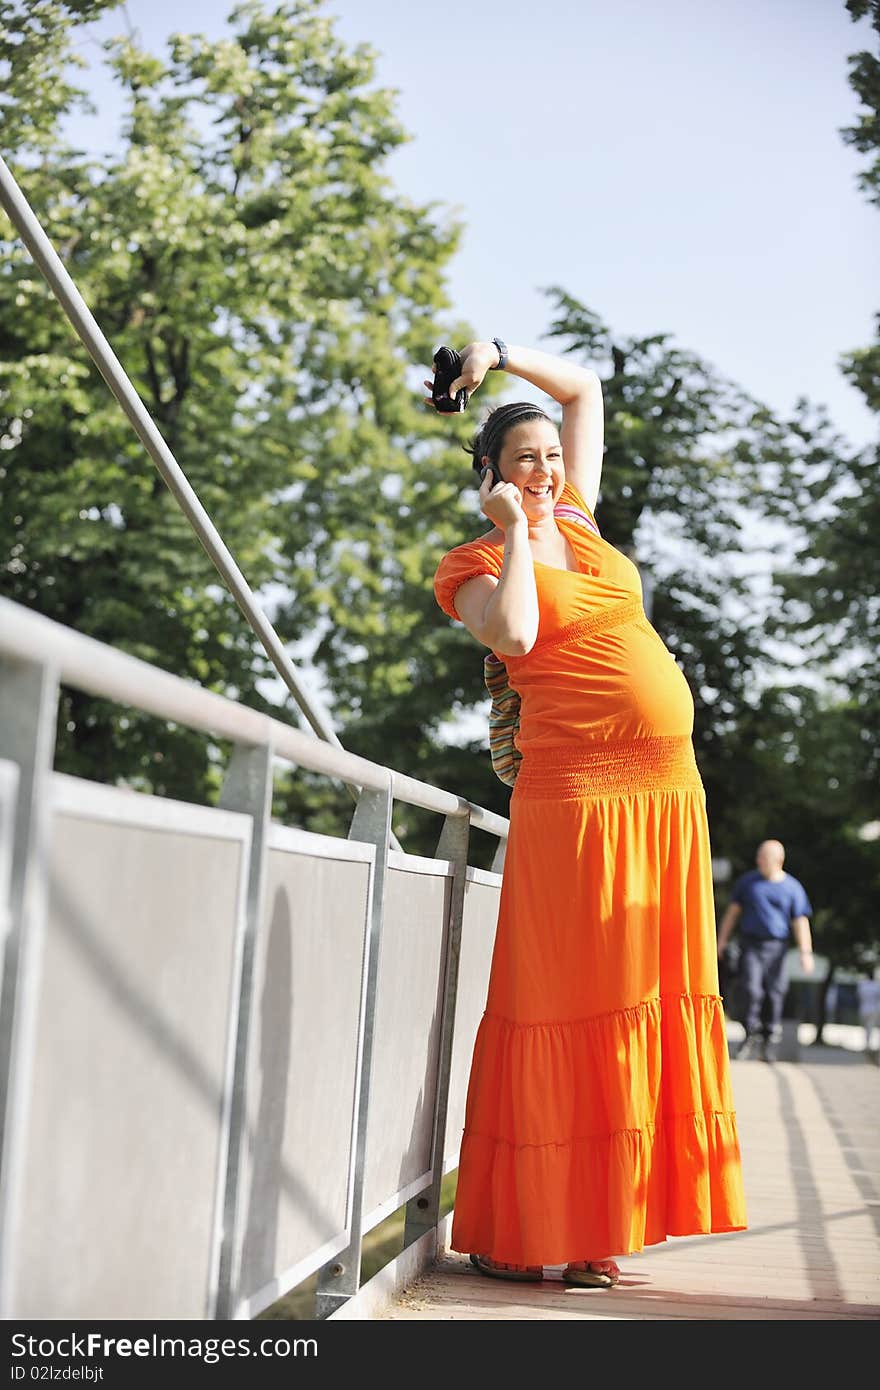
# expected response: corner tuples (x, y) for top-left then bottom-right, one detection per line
(716, 840), (814, 1062)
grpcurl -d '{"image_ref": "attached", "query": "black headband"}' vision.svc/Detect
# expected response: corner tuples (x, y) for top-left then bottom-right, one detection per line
(478, 403), (553, 463)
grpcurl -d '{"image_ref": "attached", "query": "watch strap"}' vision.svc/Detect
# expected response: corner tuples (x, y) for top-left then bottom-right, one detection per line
(490, 336), (508, 371)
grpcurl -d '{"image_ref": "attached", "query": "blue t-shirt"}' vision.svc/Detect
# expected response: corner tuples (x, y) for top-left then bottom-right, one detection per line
(731, 870), (813, 941)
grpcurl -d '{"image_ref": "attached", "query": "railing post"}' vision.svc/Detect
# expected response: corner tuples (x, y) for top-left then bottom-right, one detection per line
(213, 740), (275, 1319)
(402, 808), (470, 1248)
(0, 656), (60, 1316)
(314, 774), (392, 1319)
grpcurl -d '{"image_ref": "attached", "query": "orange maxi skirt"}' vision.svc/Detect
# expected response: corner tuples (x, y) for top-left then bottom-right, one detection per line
(434, 480), (748, 1265)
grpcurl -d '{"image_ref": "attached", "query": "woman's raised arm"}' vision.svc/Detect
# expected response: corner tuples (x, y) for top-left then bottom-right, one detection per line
(447, 342), (605, 513)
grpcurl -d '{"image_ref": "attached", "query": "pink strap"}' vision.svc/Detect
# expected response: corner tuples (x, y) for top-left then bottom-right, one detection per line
(553, 501), (601, 536)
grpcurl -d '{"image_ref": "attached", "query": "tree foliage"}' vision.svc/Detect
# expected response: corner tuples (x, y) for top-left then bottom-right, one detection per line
(843, 0), (880, 206)
(0, 1), (120, 148)
(713, 0), (880, 982)
(0, 0), (488, 816)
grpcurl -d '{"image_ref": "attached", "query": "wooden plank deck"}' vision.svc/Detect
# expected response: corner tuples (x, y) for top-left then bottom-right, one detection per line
(380, 1044), (880, 1320)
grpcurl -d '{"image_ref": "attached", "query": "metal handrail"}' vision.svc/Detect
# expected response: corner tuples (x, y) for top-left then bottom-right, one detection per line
(0, 597), (510, 839)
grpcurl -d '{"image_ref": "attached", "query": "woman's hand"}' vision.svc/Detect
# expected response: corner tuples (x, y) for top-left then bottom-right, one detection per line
(451, 341), (499, 397)
(421, 341), (499, 408)
(479, 467), (525, 532)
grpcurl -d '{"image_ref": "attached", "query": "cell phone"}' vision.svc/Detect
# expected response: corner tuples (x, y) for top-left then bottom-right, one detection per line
(432, 345), (469, 413)
(480, 464), (498, 487)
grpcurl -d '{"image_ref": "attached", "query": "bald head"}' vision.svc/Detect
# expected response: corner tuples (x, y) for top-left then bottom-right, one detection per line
(756, 840), (785, 878)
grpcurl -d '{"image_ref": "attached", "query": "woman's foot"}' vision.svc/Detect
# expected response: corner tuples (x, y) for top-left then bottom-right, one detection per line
(469, 1253), (544, 1282)
(562, 1257), (621, 1288)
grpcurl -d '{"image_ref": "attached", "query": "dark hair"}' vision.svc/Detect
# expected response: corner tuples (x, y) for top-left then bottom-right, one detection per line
(463, 401), (556, 475)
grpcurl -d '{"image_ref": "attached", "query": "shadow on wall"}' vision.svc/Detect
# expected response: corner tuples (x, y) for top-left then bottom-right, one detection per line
(46, 869), (343, 1310)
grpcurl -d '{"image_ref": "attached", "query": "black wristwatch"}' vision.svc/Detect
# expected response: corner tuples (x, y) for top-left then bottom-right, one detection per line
(490, 336), (508, 371)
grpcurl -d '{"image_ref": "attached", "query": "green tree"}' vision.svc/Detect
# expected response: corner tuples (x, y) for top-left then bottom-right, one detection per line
(709, 0), (880, 1026)
(843, 0), (880, 207)
(763, 0), (879, 807)
(0, 1), (489, 824)
(803, 0), (880, 793)
(0, 1), (120, 149)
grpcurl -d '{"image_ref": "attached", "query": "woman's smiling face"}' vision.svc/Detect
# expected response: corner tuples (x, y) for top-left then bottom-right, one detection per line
(490, 419), (564, 515)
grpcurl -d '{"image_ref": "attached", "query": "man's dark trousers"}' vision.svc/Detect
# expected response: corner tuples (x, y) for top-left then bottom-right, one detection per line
(740, 937), (789, 1041)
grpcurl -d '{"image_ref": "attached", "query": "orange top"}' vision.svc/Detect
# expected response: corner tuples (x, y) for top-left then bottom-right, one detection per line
(433, 477), (695, 754)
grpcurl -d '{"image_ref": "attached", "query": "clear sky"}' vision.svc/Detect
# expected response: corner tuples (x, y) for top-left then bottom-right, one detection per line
(64, 0), (878, 447)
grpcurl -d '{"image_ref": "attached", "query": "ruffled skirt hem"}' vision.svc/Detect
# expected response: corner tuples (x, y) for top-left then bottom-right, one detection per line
(448, 993), (747, 1264)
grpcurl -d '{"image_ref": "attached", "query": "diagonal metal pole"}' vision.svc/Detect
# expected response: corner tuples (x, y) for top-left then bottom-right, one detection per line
(0, 154), (402, 850)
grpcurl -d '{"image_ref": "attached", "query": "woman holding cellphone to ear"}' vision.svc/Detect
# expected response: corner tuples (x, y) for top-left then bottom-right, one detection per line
(429, 339), (746, 1287)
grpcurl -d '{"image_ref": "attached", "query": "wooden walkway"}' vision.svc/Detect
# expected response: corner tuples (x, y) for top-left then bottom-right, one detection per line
(381, 1044), (880, 1320)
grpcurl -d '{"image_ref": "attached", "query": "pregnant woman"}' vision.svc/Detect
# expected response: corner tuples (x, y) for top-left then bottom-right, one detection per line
(430, 339), (747, 1287)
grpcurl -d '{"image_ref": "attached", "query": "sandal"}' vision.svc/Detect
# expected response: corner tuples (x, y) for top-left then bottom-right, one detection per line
(562, 1260), (620, 1288)
(469, 1253), (544, 1283)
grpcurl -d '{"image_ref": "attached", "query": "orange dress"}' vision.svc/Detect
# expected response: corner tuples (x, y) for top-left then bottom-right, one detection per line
(433, 478), (747, 1265)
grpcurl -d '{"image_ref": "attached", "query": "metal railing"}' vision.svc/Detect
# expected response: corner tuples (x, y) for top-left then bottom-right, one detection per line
(0, 597), (508, 1318)
(0, 153), (509, 1319)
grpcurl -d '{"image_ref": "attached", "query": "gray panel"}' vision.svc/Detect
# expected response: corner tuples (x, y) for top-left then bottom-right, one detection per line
(14, 793), (249, 1319)
(361, 866), (450, 1225)
(444, 877), (500, 1172)
(234, 843), (370, 1309)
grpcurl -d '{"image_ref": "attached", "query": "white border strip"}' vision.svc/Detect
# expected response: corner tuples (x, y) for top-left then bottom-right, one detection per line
(387, 850), (454, 877)
(50, 772), (251, 840)
(267, 823), (375, 864)
(359, 1168), (433, 1238)
(231, 1227), (353, 1321)
(465, 865), (503, 888)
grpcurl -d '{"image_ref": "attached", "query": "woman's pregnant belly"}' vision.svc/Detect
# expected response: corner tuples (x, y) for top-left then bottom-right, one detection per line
(513, 616), (696, 749)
